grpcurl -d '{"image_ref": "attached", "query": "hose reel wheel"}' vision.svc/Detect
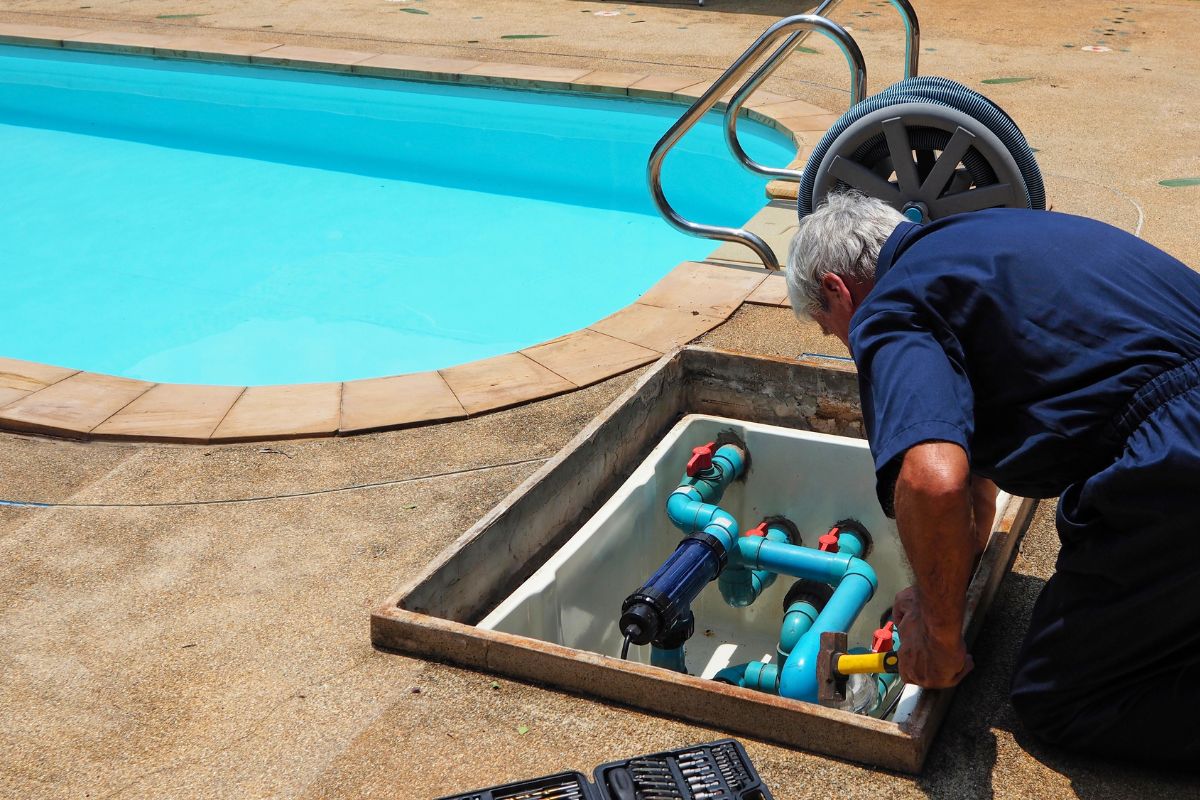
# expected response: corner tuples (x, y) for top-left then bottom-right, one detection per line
(799, 77), (1045, 222)
(810, 102), (1029, 222)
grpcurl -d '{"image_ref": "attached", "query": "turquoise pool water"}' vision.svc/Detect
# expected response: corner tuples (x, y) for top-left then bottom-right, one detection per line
(0, 45), (795, 385)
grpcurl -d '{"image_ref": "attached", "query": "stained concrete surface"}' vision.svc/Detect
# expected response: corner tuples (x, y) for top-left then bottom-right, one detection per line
(2, 0), (1199, 797)
(3, 311), (1198, 799)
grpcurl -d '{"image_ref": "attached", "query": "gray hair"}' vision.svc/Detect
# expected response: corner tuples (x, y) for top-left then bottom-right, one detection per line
(786, 192), (905, 317)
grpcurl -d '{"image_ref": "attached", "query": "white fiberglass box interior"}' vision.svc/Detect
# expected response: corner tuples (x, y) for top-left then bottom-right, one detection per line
(480, 413), (1011, 699)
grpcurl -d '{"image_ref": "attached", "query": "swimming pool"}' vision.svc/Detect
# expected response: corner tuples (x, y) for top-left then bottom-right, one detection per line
(0, 44), (795, 386)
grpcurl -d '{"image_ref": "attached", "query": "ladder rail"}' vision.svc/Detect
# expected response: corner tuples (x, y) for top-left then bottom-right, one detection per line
(646, 13), (866, 271)
(724, 0), (920, 185)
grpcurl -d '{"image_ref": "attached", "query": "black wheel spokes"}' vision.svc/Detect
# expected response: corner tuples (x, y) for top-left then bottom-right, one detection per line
(948, 168), (974, 195)
(882, 117), (921, 195)
(916, 126), (975, 204)
(929, 182), (1017, 216)
(827, 155), (903, 203)
(904, 126), (1013, 217)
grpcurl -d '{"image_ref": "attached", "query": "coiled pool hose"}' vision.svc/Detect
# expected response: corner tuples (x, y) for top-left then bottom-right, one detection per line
(797, 76), (1044, 217)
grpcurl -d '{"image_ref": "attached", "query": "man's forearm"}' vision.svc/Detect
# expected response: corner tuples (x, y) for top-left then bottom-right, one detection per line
(893, 442), (976, 644)
(970, 475), (998, 557)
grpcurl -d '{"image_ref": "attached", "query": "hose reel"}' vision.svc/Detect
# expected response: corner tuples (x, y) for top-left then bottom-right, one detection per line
(798, 76), (1045, 222)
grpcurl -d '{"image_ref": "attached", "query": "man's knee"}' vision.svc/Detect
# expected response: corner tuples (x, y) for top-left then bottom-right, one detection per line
(1009, 656), (1076, 748)
(1011, 652), (1200, 767)
(1010, 685), (1075, 749)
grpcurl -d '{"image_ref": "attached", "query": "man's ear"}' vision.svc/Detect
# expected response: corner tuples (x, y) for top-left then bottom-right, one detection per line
(821, 273), (852, 307)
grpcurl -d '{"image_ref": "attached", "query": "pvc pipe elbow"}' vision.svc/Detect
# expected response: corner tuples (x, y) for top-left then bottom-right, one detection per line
(718, 565), (767, 608)
(719, 526), (788, 607)
(665, 488), (702, 531)
(778, 601), (819, 656)
(713, 662), (779, 694)
(665, 490), (738, 547)
(695, 509), (738, 552)
(778, 572), (877, 702)
(844, 556), (879, 594)
(713, 664), (749, 687)
(778, 633), (822, 702)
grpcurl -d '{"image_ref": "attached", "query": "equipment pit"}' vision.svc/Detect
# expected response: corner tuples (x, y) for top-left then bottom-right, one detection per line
(372, 347), (1037, 772)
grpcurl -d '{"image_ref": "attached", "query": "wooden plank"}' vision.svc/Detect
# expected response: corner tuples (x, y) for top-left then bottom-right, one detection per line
(372, 606), (926, 772)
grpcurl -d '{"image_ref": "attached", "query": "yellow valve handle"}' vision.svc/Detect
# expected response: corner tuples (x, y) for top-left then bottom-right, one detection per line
(835, 651), (899, 675)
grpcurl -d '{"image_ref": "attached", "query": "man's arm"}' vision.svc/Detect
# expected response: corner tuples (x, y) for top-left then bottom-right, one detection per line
(970, 474), (998, 558)
(891, 441), (976, 688)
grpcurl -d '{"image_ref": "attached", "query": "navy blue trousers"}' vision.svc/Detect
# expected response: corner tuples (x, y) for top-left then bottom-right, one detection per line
(1010, 375), (1200, 768)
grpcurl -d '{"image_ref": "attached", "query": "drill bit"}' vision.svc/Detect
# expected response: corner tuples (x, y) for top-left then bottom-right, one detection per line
(639, 789), (683, 800)
(500, 785), (584, 800)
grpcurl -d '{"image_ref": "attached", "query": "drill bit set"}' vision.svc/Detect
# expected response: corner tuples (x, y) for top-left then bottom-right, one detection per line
(438, 739), (772, 800)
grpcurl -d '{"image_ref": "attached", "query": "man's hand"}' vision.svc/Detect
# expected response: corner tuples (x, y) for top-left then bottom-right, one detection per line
(892, 586), (974, 688)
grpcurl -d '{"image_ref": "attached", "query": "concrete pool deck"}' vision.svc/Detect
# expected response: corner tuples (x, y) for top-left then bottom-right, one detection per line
(1, 0), (1199, 798)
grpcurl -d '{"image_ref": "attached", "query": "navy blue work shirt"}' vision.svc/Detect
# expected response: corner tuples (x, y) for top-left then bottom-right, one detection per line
(849, 208), (1200, 515)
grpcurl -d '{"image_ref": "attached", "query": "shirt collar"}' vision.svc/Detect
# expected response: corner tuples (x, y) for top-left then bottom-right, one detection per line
(849, 220), (921, 346)
(876, 220), (921, 282)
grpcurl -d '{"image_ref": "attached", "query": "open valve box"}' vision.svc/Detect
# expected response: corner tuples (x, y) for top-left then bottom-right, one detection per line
(376, 347), (1038, 773)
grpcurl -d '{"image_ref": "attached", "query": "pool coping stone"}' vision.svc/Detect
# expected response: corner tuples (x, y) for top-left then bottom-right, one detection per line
(249, 44), (377, 72)
(90, 383), (247, 443)
(0, 25), (830, 443)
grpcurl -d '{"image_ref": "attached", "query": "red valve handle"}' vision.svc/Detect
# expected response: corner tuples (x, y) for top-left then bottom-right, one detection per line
(872, 620), (896, 653)
(818, 526), (841, 553)
(686, 442), (716, 477)
(744, 521), (768, 538)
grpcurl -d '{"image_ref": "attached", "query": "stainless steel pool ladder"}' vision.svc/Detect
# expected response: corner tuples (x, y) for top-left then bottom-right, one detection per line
(646, 0), (920, 270)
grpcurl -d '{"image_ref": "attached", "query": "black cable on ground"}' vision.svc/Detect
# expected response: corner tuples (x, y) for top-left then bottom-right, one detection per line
(0, 456), (548, 510)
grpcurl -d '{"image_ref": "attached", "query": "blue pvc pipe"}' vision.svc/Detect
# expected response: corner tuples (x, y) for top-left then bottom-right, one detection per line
(714, 661), (779, 693)
(665, 444), (745, 538)
(837, 529), (867, 559)
(719, 523), (791, 607)
(665, 489), (739, 549)
(714, 664), (748, 686)
(777, 570), (877, 702)
(778, 599), (820, 659)
(651, 645), (688, 673)
(724, 535), (880, 701)
(733, 536), (859, 585)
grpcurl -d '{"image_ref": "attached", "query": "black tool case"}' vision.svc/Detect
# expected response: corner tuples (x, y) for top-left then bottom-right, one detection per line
(437, 739), (773, 800)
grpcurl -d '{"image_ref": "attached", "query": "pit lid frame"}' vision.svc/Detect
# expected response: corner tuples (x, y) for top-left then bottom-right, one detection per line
(371, 346), (1037, 773)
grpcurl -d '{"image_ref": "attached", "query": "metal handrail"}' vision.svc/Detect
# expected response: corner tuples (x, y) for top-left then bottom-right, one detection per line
(646, 14), (866, 271)
(724, 0), (921, 185)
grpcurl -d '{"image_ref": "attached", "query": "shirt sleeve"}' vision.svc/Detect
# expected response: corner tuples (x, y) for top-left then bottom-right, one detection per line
(850, 304), (974, 517)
